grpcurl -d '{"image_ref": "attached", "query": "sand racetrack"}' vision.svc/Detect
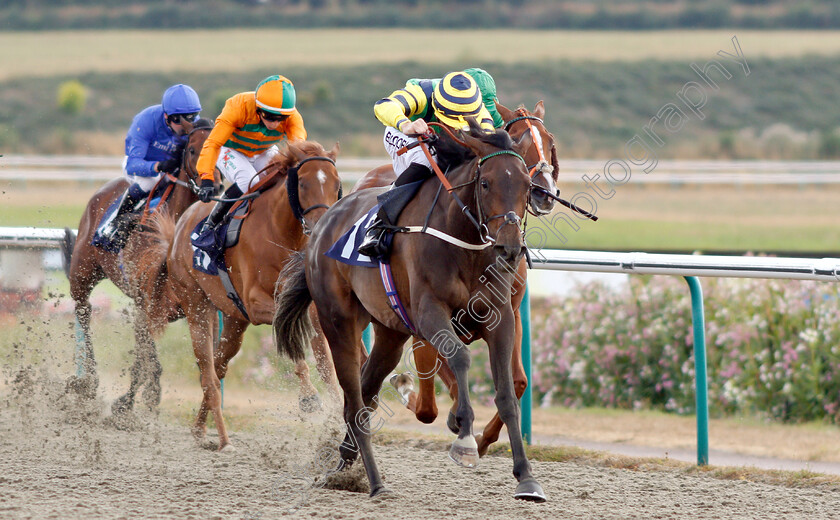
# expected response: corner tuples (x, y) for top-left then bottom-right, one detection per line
(1, 367), (839, 520)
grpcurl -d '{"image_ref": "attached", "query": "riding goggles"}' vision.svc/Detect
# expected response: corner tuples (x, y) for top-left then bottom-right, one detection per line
(257, 109), (289, 123)
(168, 112), (199, 124)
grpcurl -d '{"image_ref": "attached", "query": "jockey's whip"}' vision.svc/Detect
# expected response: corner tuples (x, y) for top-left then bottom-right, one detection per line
(532, 185), (598, 221)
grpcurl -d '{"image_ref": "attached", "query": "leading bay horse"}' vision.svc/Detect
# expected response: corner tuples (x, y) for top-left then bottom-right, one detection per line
(137, 140), (342, 450)
(273, 120), (546, 501)
(62, 119), (215, 413)
(351, 101), (560, 456)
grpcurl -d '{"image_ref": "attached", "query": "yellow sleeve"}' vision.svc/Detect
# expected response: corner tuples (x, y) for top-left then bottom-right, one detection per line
(373, 83), (428, 132)
(283, 110), (307, 141)
(477, 105), (495, 133)
(196, 95), (245, 180)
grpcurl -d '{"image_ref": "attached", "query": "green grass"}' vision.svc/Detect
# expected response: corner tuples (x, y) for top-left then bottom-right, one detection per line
(5, 182), (840, 252)
(3, 30), (840, 82)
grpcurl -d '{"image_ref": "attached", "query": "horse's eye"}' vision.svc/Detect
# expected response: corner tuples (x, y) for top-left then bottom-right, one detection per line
(480, 179), (489, 190)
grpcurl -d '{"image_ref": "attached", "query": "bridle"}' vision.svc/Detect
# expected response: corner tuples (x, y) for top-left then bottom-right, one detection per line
(471, 150), (529, 244)
(420, 124), (530, 246)
(504, 110), (558, 216)
(285, 155), (342, 235)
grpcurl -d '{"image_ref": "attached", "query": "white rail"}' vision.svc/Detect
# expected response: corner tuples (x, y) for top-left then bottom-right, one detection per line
(531, 249), (840, 282)
(0, 226), (71, 249)
(3, 156), (840, 185)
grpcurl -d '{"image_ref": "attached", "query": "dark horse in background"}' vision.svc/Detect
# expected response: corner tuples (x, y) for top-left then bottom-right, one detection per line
(351, 101), (560, 456)
(60, 119), (215, 414)
(274, 120), (546, 501)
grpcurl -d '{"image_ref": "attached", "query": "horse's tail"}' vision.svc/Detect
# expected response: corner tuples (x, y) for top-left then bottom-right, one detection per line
(134, 209), (177, 327)
(272, 251), (315, 362)
(60, 227), (76, 279)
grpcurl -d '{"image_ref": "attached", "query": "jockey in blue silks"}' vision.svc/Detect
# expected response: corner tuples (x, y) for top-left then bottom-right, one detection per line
(98, 84), (202, 243)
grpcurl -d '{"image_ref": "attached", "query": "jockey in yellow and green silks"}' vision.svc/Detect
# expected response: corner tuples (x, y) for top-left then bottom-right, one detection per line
(358, 70), (495, 259)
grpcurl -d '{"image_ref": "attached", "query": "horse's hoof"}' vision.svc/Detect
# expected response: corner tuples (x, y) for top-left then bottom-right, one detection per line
(111, 394), (134, 417)
(446, 411), (459, 435)
(370, 486), (395, 499)
(514, 478), (547, 502)
(389, 372), (414, 401)
(448, 436), (479, 468)
(219, 443), (236, 453)
(475, 433), (490, 458)
(66, 375), (98, 400)
(141, 384), (162, 410)
(299, 394), (322, 413)
(191, 426), (207, 441)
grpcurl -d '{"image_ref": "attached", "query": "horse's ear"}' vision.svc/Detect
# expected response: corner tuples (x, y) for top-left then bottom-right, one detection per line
(533, 100), (545, 120)
(496, 101), (514, 123)
(328, 141), (340, 161)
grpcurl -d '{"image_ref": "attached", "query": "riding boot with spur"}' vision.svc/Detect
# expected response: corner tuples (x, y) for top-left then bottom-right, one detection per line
(357, 163), (432, 258)
(99, 183), (148, 245)
(197, 183), (244, 237)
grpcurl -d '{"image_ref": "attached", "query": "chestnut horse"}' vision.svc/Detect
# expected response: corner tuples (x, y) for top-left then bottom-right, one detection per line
(138, 140), (342, 450)
(273, 121), (546, 501)
(351, 102), (559, 456)
(62, 119), (215, 413)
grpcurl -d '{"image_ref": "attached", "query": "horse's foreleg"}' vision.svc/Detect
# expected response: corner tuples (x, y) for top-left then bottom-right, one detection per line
(186, 304), (230, 450)
(406, 338), (442, 423)
(415, 301), (477, 468)
(476, 307), (527, 457)
(483, 307), (544, 501)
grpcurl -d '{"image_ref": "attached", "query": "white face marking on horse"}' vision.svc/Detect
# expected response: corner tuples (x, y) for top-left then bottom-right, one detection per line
(317, 169), (327, 195)
(506, 169), (512, 177)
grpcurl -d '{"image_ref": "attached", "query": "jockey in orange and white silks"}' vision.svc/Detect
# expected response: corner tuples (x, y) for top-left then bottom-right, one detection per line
(357, 71), (495, 259)
(194, 75), (307, 237)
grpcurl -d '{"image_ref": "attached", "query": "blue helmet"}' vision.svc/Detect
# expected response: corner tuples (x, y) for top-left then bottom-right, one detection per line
(161, 84), (201, 115)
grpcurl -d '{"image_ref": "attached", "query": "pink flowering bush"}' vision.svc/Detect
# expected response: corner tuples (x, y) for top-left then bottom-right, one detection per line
(469, 276), (840, 423)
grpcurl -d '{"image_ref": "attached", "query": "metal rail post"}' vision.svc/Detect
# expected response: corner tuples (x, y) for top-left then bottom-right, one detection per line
(685, 276), (709, 465)
(520, 283), (533, 445)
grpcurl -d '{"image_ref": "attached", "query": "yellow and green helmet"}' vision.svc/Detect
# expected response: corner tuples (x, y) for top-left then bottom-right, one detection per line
(431, 71), (483, 129)
(255, 75), (297, 115)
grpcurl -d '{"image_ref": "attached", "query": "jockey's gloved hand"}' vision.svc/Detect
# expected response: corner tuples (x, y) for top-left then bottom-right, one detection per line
(198, 179), (215, 203)
(157, 157), (181, 174)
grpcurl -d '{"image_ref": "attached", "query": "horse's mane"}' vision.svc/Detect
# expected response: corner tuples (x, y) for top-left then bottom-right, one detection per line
(268, 141), (329, 174)
(434, 123), (514, 172)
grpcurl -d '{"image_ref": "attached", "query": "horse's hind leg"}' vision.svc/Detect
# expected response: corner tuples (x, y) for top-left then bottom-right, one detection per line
(394, 338), (443, 424)
(309, 307), (340, 404)
(214, 313), (248, 382)
(186, 300), (231, 450)
(66, 260), (103, 399)
(112, 307), (161, 415)
(360, 323), (410, 416)
(476, 307), (527, 457)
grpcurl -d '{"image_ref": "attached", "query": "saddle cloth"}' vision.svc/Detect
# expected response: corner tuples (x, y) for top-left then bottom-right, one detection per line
(190, 202), (251, 276)
(324, 205), (381, 268)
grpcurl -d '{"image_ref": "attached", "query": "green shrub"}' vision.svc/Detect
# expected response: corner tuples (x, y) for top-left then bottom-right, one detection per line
(56, 80), (87, 115)
(468, 276), (840, 424)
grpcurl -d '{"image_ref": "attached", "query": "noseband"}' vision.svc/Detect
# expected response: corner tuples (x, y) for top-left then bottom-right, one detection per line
(286, 155), (341, 235)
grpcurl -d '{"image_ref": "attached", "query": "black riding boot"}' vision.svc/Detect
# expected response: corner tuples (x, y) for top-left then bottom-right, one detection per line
(198, 183), (244, 236)
(100, 184), (147, 242)
(357, 163), (432, 258)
